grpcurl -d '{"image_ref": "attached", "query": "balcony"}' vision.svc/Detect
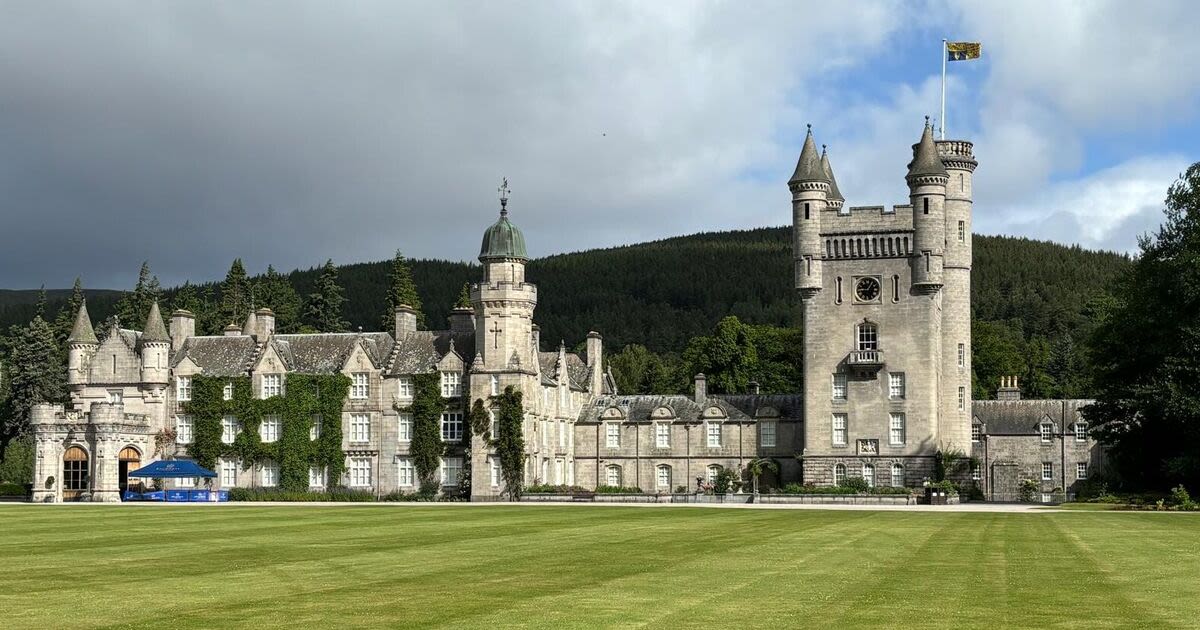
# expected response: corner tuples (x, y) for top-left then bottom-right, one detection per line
(847, 349), (884, 374)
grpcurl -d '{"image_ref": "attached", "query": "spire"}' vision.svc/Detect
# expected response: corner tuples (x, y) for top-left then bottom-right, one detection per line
(67, 300), (98, 345)
(142, 301), (170, 343)
(242, 308), (257, 337)
(789, 124), (829, 185)
(820, 145), (845, 204)
(907, 117), (948, 181)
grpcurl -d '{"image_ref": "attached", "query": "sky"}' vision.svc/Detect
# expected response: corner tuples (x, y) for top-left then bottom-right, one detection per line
(1, 1), (1198, 289)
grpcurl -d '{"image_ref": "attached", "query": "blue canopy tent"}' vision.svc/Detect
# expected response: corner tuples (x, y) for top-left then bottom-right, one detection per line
(124, 460), (225, 502)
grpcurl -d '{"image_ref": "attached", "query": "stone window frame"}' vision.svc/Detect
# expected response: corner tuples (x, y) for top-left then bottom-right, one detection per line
(760, 420), (777, 448)
(310, 414), (322, 441)
(1074, 422), (1088, 443)
(706, 464), (722, 484)
(891, 462), (905, 487)
(856, 321), (879, 351)
(221, 415), (240, 445)
(396, 457), (415, 487)
(832, 373), (847, 401)
(219, 458), (238, 487)
(656, 464), (672, 489)
(971, 421), (983, 443)
(439, 371), (461, 398)
(308, 465), (327, 489)
(655, 423), (670, 448)
(441, 412), (464, 443)
(605, 464), (622, 487)
(350, 413), (371, 444)
(260, 460), (279, 487)
(176, 376), (192, 402)
(833, 463), (847, 485)
(348, 457), (372, 488)
(605, 423), (620, 448)
(705, 422), (722, 448)
(259, 414), (281, 443)
(888, 372), (905, 399)
(832, 413), (848, 447)
(1076, 462), (1089, 480)
(262, 374), (283, 399)
(176, 415), (194, 445)
(350, 372), (370, 400)
(862, 463), (875, 487)
(1039, 422), (1054, 443)
(888, 413), (905, 446)
(1041, 462), (1053, 481)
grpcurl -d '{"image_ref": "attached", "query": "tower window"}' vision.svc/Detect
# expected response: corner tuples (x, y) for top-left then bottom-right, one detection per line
(891, 275), (900, 302)
(958, 220), (965, 241)
(923, 198), (929, 215)
(804, 202), (810, 220)
(835, 277), (843, 305)
(857, 323), (878, 351)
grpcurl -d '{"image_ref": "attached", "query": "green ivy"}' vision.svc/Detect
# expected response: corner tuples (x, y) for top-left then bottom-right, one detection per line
(406, 372), (446, 491)
(185, 373), (350, 491)
(496, 386), (526, 500)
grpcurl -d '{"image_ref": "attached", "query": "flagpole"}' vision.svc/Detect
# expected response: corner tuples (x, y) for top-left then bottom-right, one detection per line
(940, 39), (947, 140)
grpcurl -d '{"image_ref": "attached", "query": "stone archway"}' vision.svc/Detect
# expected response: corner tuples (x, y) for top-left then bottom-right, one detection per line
(63, 446), (89, 501)
(118, 447), (141, 495)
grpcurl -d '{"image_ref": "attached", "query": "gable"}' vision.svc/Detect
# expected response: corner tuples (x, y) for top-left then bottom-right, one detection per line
(87, 333), (141, 384)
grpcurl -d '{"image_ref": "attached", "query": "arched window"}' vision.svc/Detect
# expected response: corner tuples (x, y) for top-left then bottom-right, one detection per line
(833, 463), (846, 486)
(903, 236), (909, 253)
(707, 464), (722, 484)
(891, 462), (904, 487)
(605, 465), (622, 487)
(835, 277), (843, 305)
(857, 322), (878, 351)
(862, 464), (875, 487)
(63, 446), (89, 499)
(656, 465), (672, 489)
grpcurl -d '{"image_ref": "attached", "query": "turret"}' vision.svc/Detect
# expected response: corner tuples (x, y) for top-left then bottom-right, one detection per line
(66, 300), (98, 389)
(907, 118), (948, 290)
(789, 125), (829, 297)
(936, 138), (976, 271)
(820, 145), (845, 212)
(254, 307), (276, 339)
(140, 302), (170, 385)
(472, 179), (538, 371)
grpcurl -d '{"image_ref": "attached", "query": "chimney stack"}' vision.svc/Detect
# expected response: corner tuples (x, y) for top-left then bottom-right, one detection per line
(694, 373), (707, 404)
(997, 375), (1021, 401)
(448, 307), (474, 334)
(254, 308), (275, 339)
(169, 309), (195, 352)
(586, 331), (603, 395)
(224, 324), (242, 337)
(750, 380), (760, 395)
(394, 305), (418, 338)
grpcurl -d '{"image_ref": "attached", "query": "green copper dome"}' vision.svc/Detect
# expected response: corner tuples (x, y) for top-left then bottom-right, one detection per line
(479, 205), (528, 262)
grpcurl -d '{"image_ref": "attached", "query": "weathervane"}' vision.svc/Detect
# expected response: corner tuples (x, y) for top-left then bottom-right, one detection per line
(498, 177), (510, 216)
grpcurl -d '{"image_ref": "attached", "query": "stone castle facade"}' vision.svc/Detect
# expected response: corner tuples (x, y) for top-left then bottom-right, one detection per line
(30, 121), (1104, 502)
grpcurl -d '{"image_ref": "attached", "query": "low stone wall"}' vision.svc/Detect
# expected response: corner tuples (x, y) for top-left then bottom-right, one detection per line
(756, 493), (919, 505)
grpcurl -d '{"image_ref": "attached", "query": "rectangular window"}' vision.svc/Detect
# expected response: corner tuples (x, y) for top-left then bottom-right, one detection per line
(706, 422), (721, 447)
(1077, 462), (1089, 480)
(832, 373), (847, 400)
(888, 373), (905, 399)
(397, 376), (413, 399)
(308, 466), (326, 489)
(958, 386), (965, 411)
(221, 415), (240, 444)
(760, 420), (777, 448)
(350, 373), (370, 400)
(971, 464), (981, 481)
(1040, 424), (1053, 443)
(260, 414), (281, 443)
(608, 465), (623, 487)
(972, 424), (982, 442)
(441, 412), (464, 442)
(350, 413), (371, 443)
(220, 459), (237, 487)
(1042, 462), (1053, 481)
(106, 389), (123, 404)
(832, 414), (848, 446)
(655, 423), (670, 448)
(558, 420), (567, 448)
(176, 376), (192, 402)
(1075, 422), (1088, 442)
(223, 381), (234, 401)
(262, 374), (282, 399)
(398, 413), (413, 442)
(490, 375), (500, 396)
(489, 457), (500, 486)
(349, 457), (372, 488)
(958, 343), (965, 368)
(176, 415), (193, 444)
(657, 465), (672, 488)
(958, 220), (965, 242)
(396, 458), (414, 487)
(441, 457), (463, 486)
(857, 325), (878, 351)
(261, 461), (278, 487)
(440, 371), (461, 398)
(310, 414), (322, 441)
(889, 413), (905, 445)
(606, 423), (620, 448)
(891, 463), (905, 487)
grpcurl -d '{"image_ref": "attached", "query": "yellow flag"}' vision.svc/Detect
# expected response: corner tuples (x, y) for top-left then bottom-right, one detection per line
(947, 41), (981, 61)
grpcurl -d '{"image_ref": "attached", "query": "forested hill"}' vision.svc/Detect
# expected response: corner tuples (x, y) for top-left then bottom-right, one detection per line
(1, 228), (1130, 355)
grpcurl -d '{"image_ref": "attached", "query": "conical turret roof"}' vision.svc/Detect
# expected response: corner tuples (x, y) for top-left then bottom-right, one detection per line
(820, 146), (844, 203)
(907, 118), (948, 180)
(242, 309), (257, 336)
(142, 301), (170, 343)
(67, 300), (98, 345)
(789, 125), (829, 185)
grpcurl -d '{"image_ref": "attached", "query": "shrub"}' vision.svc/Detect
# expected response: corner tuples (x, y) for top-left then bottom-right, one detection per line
(0, 481), (27, 497)
(774, 483), (911, 496)
(524, 484), (590, 494)
(842, 476), (870, 493)
(674, 485), (688, 494)
(382, 489), (437, 502)
(229, 487), (376, 502)
(594, 485), (643, 494)
(1018, 479), (1039, 503)
(713, 467), (741, 495)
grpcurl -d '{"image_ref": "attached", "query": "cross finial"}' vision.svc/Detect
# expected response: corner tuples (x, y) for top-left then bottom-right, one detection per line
(498, 177), (510, 217)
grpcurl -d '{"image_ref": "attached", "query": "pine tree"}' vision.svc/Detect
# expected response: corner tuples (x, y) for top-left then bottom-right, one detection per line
(455, 283), (472, 309)
(2, 316), (65, 461)
(255, 265), (302, 333)
(382, 250), (424, 331)
(52, 278), (85, 346)
(110, 262), (160, 336)
(219, 259), (250, 327)
(304, 260), (348, 333)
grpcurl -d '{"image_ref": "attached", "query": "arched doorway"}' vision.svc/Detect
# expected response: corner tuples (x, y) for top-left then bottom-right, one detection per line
(118, 447), (141, 495)
(63, 446), (89, 501)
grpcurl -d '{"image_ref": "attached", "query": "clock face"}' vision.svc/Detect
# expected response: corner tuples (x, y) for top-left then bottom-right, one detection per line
(855, 277), (881, 302)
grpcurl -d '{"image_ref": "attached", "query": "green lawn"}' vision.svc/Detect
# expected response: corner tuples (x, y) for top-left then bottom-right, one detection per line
(1, 505), (1198, 629)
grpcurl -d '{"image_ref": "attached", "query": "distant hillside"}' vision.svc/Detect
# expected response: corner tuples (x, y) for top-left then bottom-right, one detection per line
(1, 229), (1131, 356)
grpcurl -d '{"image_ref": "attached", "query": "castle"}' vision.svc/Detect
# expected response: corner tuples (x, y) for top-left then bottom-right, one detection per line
(30, 121), (1104, 503)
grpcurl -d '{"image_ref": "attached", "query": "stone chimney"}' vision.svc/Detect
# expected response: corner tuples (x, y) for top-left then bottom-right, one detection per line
(448, 307), (474, 334)
(997, 375), (1021, 401)
(749, 380), (761, 395)
(394, 305), (418, 338)
(254, 308), (275, 339)
(586, 332), (603, 395)
(531, 324), (541, 353)
(169, 310), (195, 351)
(694, 373), (707, 404)
(224, 323), (242, 337)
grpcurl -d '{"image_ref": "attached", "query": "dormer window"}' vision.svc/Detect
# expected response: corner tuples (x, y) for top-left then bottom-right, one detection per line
(350, 373), (369, 400)
(1039, 423), (1053, 443)
(972, 423), (982, 442)
(262, 374), (282, 399)
(440, 371), (461, 398)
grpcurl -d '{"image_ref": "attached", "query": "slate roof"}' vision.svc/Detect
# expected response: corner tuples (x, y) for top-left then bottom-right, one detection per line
(972, 399), (1093, 435)
(578, 395), (755, 424)
(142, 302), (170, 343)
(537, 351), (590, 391)
(272, 332), (394, 374)
(716, 394), (805, 419)
(171, 335), (259, 376)
(820, 148), (845, 203)
(67, 301), (98, 344)
(907, 119), (949, 180)
(386, 330), (474, 375)
(789, 126), (828, 185)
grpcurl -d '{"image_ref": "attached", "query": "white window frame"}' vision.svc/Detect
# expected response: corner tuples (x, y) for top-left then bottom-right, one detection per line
(223, 381), (234, 401)
(221, 415), (240, 445)
(441, 412), (464, 442)
(490, 375), (500, 396)
(396, 457), (414, 487)
(1040, 423), (1053, 443)
(441, 457), (463, 486)
(176, 476), (195, 489)
(176, 376), (192, 402)
(706, 465), (721, 484)
(176, 415), (193, 445)
(891, 463), (904, 487)
(606, 423), (620, 448)
(832, 373), (847, 400)
(440, 371), (461, 398)
(888, 373), (905, 400)
(957, 343), (965, 368)
(1074, 422), (1088, 442)
(261, 460), (279, 487)
(656, 464), (672, 489)
(489, 457), (500, 487)
(219, 459), (238, 487)
(862, 463), (875, 487)
(889, 413), (905, 446)
(972, 423), (982, 443)
(606, 465), (622, 487)
(398, 412), (413, 442)
(706, 422), (721, 448)
(655, 423), (669, 448)
(1076, 462), (1089, 480)
(832, 413), (848, 446)
(350, 373), (370, 400)
(349, 457), (372, 488)
(971, 464), (981, 481)
(397, 376), (413, 399)
(262, 374), (282, 399)
(308, 466), (327, 489)
(1041, 462), (1053, 481)
(310, 414), (322, 441)
(760, 420), (777, 448)
(833, 463), (846, 486)
(350, 413), (371, 444)
(106, 389), (123, 404)
(957, 386), (965, 411)
(857, 323), (878, 351)
(260, 414), (281, 443)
